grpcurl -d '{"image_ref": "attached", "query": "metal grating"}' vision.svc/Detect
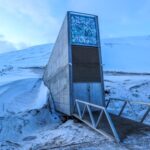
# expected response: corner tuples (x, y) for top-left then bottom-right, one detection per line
(72, 46), (101, 82)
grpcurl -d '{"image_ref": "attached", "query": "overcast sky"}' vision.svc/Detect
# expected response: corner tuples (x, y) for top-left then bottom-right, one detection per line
(0, 0), (150, 53)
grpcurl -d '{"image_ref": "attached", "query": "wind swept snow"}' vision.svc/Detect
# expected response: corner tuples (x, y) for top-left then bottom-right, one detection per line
(0, 43), (53, 115)
(0, 43), (62, 150)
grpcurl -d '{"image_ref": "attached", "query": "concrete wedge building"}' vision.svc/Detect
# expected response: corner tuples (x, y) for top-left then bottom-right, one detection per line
(43, 11), (150, 143)
(43, 11), (105, 115)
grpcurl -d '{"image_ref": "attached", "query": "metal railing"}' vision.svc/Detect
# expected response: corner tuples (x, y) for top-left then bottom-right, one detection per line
(73, 99), (120, 142)
(106, 98), (150, 124)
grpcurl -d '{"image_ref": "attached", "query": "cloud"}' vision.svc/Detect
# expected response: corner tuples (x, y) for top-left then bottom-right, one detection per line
(0, 34), (5, 40)
(0, 34), (29, 53)
(138, 0), (150, 19)
(0, 40), (17, 54)
(0, 0), (149, 49)
(0, 0), (60, 44)
(15, 42), (28, 50)
(0, 34), (30, 53)
(0, 0), (59, 28)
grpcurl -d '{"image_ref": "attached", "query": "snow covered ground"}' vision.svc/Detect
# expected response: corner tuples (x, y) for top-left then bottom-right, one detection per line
(0, 43), (63, 149)
(0, 43), (53, 116)
(0, 36), (150, 149)
(104, 73), (150, 102)
(104, 73), (150, 124)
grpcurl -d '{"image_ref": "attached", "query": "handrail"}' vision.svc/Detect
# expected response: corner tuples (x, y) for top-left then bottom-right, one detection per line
(73, 99), (120, 142)
(106, 98), (150, 106)
(106, 98), (150, 124)
(76, 99), (105, 110)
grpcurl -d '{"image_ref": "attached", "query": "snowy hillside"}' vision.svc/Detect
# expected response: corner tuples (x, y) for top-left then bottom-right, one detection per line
(0, 43), (53, 68)
(0, 44), (53, 116)
(101, 36), (150, 72)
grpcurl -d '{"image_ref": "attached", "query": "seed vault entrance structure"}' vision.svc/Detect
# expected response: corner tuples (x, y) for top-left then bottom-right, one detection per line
(44, 11), (105, 115)
(43, 11), (150, 142)
(43, 11), (121, 142)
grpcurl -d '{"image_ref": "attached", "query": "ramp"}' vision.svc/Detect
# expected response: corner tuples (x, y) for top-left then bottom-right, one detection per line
(73, 99), (120, 142)
(73, 99), (150, 142)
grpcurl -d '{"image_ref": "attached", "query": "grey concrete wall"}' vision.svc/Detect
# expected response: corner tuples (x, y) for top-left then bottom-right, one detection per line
(43, 12), (105, 116)
(43, 15), (71, 115)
